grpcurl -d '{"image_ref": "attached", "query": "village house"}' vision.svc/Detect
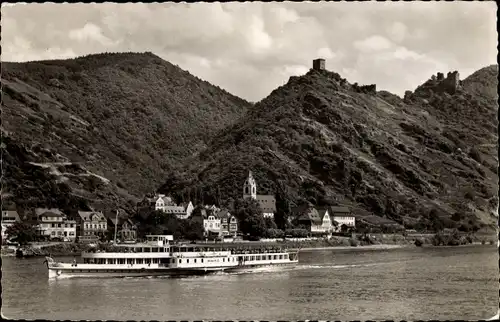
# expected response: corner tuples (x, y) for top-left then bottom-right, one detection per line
(297, 207), (333, 233)
(328, 206), (356, 232)
(33, 208), (77, 241)
(137, 194), (193, 219)
(76, 210), (107, 238)
(1, 210), (21, 240)
(204, 204), (220, 213)
(179, 201), (194, 219)
(204, 210), (222, 235)
(106, 216), (138, 242)
(242, 171), (276, 218)
(217, 209), (238, 237)
(191, 208), (238, 237)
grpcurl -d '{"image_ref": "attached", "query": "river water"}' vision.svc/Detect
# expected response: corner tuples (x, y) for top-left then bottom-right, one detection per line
(2, 245), (498, 320)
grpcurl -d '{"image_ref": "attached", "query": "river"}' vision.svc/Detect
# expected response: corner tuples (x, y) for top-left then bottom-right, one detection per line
(1, 245), (498, 320)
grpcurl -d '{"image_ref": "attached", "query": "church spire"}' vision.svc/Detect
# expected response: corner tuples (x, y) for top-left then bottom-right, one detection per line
(243, 170), (257, 200)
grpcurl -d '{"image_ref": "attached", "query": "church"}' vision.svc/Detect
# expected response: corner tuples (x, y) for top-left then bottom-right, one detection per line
(242, 171), (276, 218)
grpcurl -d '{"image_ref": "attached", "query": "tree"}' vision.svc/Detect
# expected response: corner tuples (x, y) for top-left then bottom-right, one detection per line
(5, 222), (38, 245)
(348, 169), (363, 197)
(428, 208), (445, 232)
(135, 208), (206, 241)
(233, 198), (267, 237)
(332, 220), (339, 232)
(274, 180), (291, 230)
(264, 217), (277, 230)
(178, 218), (204, 241)
(135, 210), (170, 238)
(354, 221), (370, 235)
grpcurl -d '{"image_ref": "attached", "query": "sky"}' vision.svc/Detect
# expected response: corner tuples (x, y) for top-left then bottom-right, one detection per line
(2, 2), (497, 102)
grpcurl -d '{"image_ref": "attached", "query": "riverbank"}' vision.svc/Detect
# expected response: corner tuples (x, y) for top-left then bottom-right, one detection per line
(8, 232), (496, 258)
(298, 244), (408, 251)
(11, 243), (91, 258)
(262, 232), (497, 250)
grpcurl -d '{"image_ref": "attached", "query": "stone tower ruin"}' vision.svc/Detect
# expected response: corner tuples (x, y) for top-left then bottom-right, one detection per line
(313, 58), (325, 71)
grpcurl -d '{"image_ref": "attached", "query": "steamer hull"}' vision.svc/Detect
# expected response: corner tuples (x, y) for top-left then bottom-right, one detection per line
(47, 265), (231, 279)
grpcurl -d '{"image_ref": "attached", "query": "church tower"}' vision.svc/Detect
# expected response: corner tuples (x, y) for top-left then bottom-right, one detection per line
(243, 171), (257, 200)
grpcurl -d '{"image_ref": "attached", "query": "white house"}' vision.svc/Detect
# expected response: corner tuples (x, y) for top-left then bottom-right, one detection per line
(34, 208), (77, 241)
(297, 207), (333, 233)
(204, 212), (221, 234)
(1, 210), (21, 240)
(192, 208), (238, 237)
(242, 171), (276, 218)
(180, 201), (194, 219)
(138, 194), (193, 219)
(329, 206), (356, 232)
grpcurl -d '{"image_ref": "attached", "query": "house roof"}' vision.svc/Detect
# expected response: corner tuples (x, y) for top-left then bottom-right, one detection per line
(179, 201), (193, 208)
(329, 206), (351, 214)
(78, 211), (105, 221)
(204, 205), (219, 211)
(256, 194), (275, 199)
(161, 205), (185, 213)
(256, 195), (277, 212)
(317, 208), (329, 221)
(291, 203), (313, 215)
(143, 194), (176, 205)
(2, 210), (20, 221)
(298, 208), (323, 225)
(215, 209), (232, 219)
(159, 196), (175, 205)
(35, 208), (64, 217)
(191, 208), (208, 219)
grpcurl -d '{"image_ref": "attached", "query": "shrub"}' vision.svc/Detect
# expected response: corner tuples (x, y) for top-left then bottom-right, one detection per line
(265, 228), (284, 239)
(285, 228), (309, 238)
(414, 239), (423, 247)
(348, 238), (359, 247)
(431, 232), (445, 246)
(358, 234), (375, 245)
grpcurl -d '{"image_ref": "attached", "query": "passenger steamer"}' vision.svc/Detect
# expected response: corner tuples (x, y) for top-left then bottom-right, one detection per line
(44, 235), (299, 279)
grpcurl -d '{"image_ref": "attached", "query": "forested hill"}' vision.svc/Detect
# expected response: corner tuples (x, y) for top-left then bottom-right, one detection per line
(160, 64), (498, 231)
(2, 52), (251, 213)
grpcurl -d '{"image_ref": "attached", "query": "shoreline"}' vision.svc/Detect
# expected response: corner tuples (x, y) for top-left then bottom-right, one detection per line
(298, 244), (410, 251)
(6, 243), (495, 259)
(5, 234), (496, 258)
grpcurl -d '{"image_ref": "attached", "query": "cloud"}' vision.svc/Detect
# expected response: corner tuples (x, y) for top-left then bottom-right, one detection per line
(387, 22), (407, 43)
(354, 35), (393, 52)
(68, 23), (117, 47)
(1, 2), (497, 101)
(317, 47), (336, 60)
(246, 15), (273, 54)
